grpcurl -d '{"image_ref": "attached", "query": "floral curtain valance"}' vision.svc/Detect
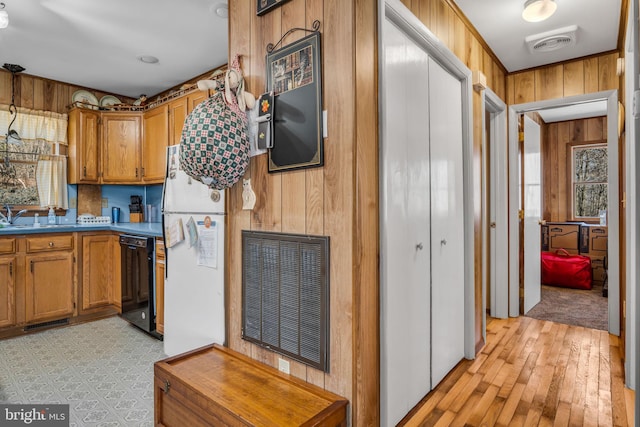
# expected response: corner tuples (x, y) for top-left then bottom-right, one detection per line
(0, 104), (68, 146)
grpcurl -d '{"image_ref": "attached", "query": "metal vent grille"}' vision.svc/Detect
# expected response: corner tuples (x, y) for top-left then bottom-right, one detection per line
(24, 318), (69, 331)
(532, 35), (574, 52)
(242, 231), (329, 372)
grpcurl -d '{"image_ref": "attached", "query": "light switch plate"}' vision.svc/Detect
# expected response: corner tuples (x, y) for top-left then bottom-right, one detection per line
(101, 198), (108, 208)
(70, 198), (77, 209)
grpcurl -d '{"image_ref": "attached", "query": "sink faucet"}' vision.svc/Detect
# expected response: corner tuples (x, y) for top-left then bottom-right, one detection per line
(3, 205), (28, 224)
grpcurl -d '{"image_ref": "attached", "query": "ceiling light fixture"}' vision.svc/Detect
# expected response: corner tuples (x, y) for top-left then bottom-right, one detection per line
(137, 55), (159, 64)
(0, 3), (8, 29)
(213, 4), (228, 19)
(522, 0), (557, 23)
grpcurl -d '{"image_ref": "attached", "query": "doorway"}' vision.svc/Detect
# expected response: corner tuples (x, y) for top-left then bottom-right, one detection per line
(507, 91), (620, 335)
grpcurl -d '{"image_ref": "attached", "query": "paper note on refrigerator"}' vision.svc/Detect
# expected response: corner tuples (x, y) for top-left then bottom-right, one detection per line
(165, 218), (185, 248)
(197, 217), (218, 269)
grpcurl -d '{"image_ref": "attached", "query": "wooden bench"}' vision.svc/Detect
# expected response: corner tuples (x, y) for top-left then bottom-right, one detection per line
(154, 344), (348, 426)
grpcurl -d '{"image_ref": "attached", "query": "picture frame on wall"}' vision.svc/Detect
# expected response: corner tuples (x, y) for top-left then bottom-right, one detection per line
(257, 0), (292, 16)
(266, 32), (323, 173)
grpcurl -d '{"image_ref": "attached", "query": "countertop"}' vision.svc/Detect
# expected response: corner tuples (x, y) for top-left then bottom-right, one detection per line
(0, 222), (163, 237)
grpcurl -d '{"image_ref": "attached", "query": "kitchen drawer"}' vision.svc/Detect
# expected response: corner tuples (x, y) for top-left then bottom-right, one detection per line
(0, 238), (16, 254)
(154, 344), (348, 427)
(26, 234), (74, 253)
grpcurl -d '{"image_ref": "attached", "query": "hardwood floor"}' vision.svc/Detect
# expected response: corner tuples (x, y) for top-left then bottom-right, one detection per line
(399, 316), (634, 426)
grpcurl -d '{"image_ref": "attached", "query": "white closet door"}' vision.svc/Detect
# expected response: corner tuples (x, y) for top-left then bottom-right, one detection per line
(380, 18), (432, 427)
(428, 58), (466, 387)
(523, 115), (542, 313)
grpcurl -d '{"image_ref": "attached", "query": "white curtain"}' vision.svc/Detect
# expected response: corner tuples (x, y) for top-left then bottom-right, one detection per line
(36, 155), (68, 209)
(0, 104), (68, 145)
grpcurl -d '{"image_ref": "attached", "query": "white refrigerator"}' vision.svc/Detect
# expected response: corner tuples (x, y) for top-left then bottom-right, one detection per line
(162, 145), (226, 356)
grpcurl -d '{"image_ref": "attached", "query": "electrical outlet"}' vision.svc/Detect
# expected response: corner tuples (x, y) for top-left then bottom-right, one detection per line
(278, 358), (290, 374)
(101, 198), (108, 208)
(70, 198), (77, 209)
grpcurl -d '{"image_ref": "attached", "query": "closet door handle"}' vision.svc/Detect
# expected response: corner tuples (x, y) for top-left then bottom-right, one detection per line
(416, 243), (424, 251)
(441, 239), (447, 246)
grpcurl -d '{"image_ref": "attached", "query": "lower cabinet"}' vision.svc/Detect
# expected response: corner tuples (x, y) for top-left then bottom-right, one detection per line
(155, 239), (165, 335)
(0, 255), (16, 328)
(0, 231), (128, 338)
(25, 252), (74, 323)
(81, 234), (119, 312)
(0, 237), (16, 329)
(24, 234), (76, 324)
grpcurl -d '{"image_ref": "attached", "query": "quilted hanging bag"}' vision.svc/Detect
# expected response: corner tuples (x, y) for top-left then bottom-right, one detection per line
(179, 90), (250, 190)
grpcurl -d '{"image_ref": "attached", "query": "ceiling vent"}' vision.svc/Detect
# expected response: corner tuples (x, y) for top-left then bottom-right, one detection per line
(525, 25), (578, 53)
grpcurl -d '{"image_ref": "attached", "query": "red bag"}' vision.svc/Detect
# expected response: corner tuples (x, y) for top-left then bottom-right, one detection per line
(541, 249), (592, 290)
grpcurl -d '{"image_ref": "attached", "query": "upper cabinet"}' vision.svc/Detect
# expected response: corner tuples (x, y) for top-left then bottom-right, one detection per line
(102, 113), (142, 183)
(68, 89), (211, 185)
(187, 91), (208, 113)
(68, 108), (101, 184)
(143, 105), (170, 183)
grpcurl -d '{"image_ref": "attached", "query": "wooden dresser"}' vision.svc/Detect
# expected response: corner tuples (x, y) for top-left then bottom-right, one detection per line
(154, 344), (348, 426)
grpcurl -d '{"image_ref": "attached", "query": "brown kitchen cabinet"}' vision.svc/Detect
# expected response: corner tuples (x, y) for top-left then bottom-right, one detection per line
(155, 239), (165, 335)
(68, 89), (206, 185)
(187, 89), (209, 113)
(81, 234), (118, 312)
(168, 96), (188, 144)
(67, 108), (101, 184)
(102, 113), (142, 183)
(0, 238), (17, 328)
(25, 234), (75, 324)
(154, 344), (348, 427)
(143, 105), (170, 184)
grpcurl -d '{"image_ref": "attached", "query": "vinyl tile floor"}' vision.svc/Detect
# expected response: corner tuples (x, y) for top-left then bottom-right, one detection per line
(0, 316), (167, 426)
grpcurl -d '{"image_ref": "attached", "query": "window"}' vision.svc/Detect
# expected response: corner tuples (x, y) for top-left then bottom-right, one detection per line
(571, 143), (607, 220)
(0, 105), (69, 211)
(0, 140), (50, 206)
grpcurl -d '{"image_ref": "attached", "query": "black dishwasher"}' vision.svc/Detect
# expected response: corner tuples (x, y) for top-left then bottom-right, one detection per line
(119, 235), (161, 339)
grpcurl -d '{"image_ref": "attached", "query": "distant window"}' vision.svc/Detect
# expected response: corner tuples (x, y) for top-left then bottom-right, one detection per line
(0, 140), (49, 207)
(571, 143), (607, 220)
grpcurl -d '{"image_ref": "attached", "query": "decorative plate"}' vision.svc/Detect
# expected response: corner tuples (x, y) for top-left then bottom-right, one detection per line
(99, 95), (121, 108)
(72, 90), (99, 109)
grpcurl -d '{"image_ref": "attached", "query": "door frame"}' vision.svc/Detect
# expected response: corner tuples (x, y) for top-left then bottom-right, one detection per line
(482, 88), (509, 320)
(507, 90), (620, 335)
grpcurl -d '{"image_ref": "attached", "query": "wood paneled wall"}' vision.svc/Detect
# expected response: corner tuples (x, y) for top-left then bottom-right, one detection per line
(506, 53), (620, 104)
(542, 117), (608, 222)
(0, 70), (135, 114)
(227, 1), (508, 425)
(227, 0), (368, 424)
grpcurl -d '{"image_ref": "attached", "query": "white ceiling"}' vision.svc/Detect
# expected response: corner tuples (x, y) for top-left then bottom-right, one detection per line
(0, 0), (623, 105)
(454, 0), (622, 72)
(0, 0), (229, 98)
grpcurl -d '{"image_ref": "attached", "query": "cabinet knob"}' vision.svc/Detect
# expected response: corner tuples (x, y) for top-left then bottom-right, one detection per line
(161, 380), (170, 394)
(83, 166), (87, 177)
(135, 168), (139, 178)
(49, 242), (54, 248)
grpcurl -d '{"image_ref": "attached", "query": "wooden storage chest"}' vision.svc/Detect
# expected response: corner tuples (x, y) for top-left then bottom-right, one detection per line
(154, 344), (348, 426)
